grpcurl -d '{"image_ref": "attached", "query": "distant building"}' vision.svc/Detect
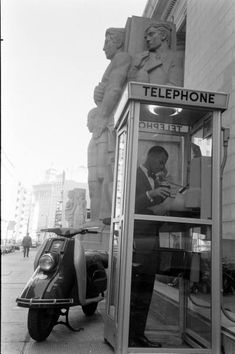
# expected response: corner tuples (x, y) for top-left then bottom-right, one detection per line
(13, 182), (33, 242)
(1, 150), (20, 243)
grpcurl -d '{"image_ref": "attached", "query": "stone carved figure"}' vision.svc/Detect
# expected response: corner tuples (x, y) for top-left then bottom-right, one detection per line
(87, 108), (100, 221)
(65, 189), (86, 227)
(73, 189), (86, 227)
(128, 22), (183, 86)
(89, 27), (131, 221)
(65, 190), (76, 227)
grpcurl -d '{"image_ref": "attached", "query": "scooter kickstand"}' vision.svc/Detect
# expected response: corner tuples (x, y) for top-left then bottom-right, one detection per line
(55, 308), (84, 332)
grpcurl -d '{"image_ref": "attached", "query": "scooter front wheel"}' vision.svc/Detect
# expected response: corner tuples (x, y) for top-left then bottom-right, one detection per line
(28, 308), (60, 341)
(82, 302), (98, 316)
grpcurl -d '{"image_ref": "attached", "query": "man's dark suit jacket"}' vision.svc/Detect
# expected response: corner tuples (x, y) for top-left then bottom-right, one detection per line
(134, 167), (162, 273)
(135, 166), (163, 214)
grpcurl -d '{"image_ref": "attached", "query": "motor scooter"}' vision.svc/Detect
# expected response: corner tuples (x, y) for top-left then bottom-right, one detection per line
(16, 227), (108, 342)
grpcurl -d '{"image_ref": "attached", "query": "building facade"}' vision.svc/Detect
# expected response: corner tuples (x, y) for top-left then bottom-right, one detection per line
(143, 0), (235, 262)
(139, 1), (235, 351)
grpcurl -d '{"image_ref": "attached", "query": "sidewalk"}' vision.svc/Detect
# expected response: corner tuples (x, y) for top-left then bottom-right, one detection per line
(2, 249), (235, 353)
(1, 249), (114, 354)
(22, 302), (114, 354)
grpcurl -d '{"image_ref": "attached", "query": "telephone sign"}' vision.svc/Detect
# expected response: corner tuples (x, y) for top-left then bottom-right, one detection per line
(116, 82), (229, 116)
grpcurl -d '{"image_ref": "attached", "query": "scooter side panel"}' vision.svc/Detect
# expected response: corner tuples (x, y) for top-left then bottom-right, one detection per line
(44, 241), (76, 299)
(85, 251), (108, 299)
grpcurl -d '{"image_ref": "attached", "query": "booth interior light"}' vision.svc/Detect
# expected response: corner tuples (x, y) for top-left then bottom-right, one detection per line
(148, 105), (182, 116)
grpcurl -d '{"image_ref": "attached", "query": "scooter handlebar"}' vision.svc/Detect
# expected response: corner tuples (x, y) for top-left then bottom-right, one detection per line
(83, 230), (98, 234)
(41, 227), (99, 237)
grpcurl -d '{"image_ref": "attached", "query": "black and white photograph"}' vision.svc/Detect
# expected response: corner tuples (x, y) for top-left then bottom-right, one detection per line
(1, 1), (235, 354)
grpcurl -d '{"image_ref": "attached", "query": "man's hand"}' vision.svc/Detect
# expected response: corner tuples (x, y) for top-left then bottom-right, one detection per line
(149, 186), (171, 200)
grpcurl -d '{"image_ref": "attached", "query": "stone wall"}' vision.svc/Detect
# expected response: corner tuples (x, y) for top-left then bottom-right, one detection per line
(184, 0), (235, 257)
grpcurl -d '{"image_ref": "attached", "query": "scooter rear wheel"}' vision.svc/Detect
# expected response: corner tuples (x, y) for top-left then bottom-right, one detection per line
(28, 308), (59, 341)
(82, 302), (98, 316)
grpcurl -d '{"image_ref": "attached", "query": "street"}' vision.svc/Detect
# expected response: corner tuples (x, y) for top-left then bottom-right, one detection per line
(1, 248), (113, 354)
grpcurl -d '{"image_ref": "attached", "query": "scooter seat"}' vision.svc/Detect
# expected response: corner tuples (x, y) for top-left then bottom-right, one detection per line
(85, 251), (108, 269)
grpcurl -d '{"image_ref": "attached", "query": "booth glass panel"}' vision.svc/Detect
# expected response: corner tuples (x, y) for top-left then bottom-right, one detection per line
(129, 220), (212, 349)
(108, 222), (120, 318)
(114, 131), (127, 218)
(107, 128), (127, 319)
(137, 104), (213, 220)
(128, 103), (214, 349)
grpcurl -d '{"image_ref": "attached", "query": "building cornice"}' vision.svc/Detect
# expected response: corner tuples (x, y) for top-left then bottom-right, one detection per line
(165, 0), (187, 31)
(143, 0), (187, 32)
(162, 0), (178, 20)
(143, 0), (167, 19)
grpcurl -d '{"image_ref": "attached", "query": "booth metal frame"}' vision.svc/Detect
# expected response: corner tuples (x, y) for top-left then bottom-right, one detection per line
(104, 82), (229, 354)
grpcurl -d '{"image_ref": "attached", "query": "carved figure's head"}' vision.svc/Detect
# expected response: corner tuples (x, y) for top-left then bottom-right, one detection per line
(87, 107), (98, 133)
(144, 23), (172, 51)
(103, 28), (125, 59)
(67, 190), (74, 199)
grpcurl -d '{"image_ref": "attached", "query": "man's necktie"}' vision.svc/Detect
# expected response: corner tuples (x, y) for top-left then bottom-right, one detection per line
(147, 170), (159, 189)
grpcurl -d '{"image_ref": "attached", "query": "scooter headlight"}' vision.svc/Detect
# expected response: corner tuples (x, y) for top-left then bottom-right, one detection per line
(39, 253), (57, 272)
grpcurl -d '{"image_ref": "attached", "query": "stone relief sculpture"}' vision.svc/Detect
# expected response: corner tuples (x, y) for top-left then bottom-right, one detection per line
(65, 189), (86, 227)
(87, 20), (183, 223)
(73, 190), (86, 227)
(88, 27), (131, 221)
(128, 22), (183, 86)
(65, 190), (75, 227)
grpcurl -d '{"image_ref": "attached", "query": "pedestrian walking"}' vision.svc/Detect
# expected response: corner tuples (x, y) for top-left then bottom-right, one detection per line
(22, 233), (32, 258)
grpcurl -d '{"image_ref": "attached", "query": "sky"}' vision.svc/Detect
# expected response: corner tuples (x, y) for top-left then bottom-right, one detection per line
(2, 0), (145, 220)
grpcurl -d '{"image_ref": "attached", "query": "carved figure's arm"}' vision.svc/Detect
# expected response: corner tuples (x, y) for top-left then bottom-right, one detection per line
(93, 52), (131, 137)
(100, 52), (131, 119)
(93, 82), (106, 106)
(128, 51), (149, 81)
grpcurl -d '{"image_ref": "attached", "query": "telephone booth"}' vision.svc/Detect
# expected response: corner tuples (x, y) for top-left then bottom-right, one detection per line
(104, 82), (229, 354)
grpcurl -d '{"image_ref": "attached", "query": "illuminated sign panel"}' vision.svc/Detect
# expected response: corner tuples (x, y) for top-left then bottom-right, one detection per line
(114, 82), (229, 127)
(139, 121), (189, 134)
(129, 82), (229, 110)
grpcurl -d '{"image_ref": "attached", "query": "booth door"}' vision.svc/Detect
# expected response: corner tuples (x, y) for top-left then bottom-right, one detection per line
(105, 128), (128, 348)
(128, 105), (216, 350)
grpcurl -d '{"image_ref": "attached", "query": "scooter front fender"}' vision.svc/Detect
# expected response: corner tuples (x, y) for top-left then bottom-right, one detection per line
(16, 265), (74, 308)
(16, 238), (76, 308)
